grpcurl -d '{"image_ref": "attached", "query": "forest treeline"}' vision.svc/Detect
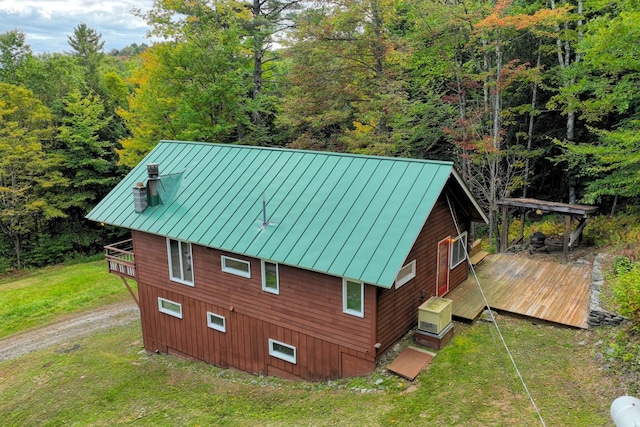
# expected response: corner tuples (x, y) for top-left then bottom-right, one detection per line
(0, 0), (638, 270)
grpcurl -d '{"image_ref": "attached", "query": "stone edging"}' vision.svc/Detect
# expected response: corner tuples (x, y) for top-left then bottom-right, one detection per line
(587, 253), (626, 328)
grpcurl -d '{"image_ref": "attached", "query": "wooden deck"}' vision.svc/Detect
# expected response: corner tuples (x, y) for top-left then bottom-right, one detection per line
(446, 254), (591, 328)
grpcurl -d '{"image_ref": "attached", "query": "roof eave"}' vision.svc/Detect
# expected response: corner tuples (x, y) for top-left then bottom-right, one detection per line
(451, 169), (489, 224)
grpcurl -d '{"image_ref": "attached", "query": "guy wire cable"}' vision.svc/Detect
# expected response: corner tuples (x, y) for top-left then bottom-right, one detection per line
(445, 193), (546, 427)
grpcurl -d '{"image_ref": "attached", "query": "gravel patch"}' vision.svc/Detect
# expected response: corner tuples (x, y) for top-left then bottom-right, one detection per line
(0, 301), (139, 362)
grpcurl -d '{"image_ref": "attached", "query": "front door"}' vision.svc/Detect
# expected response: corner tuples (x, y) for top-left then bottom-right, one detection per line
(437, 237), (450, 296)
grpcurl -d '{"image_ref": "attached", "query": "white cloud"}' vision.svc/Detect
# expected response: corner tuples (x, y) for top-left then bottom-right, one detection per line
(0, 0), (155, 53)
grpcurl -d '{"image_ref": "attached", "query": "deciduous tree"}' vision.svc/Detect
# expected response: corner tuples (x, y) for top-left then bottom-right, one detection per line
(0, 83), (67, 267)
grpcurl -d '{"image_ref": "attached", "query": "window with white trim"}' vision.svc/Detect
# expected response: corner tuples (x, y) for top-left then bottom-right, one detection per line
(268, 338), (296, 364)
(158, 297), (182, 318)
(450, 232), (468, 269)
(261, 260), (279, 294)
(395, 260), (416, 289)
(206, 311), (226, 332)
(167, 238), (193, 285)
(221, 255), (251, 278)
(343, 279), (364, 317)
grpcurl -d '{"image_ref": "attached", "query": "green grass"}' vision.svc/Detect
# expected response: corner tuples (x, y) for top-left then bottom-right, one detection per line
(0, 316), (620, 426)
(0, 260), (132, 338)
(0, 259), (622, 426)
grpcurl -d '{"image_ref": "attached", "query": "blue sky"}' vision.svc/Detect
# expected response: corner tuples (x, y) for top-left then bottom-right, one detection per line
(0, 0), (156, 54)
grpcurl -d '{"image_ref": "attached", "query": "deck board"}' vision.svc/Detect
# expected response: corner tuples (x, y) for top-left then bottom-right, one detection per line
(447, 254), (591, 328)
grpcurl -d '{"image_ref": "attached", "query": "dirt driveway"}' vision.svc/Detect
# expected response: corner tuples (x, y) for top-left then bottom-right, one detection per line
(0, 301), (139, 362)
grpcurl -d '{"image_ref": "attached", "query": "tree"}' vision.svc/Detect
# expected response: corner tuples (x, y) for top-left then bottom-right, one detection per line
(17, 53), (86, 119)
(67, 23), (106, 94)
(119, 0), (253, 166)
(0, 83), (67, 268)
(67, 23), (105, 65)
(0, 30), (32, 85)
(56, 89), (117, 210)
(243, 0), (301, 144)
(555, 4), (640, 208)
(281, 0), (415, 155)
(559, 122), (640, 205)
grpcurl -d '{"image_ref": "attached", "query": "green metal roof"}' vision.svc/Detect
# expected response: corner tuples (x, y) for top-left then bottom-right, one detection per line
(87, 141), (483, 288)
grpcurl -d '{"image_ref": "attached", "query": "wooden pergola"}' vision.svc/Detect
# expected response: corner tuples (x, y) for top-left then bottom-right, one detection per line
(497, 198), (598, 261)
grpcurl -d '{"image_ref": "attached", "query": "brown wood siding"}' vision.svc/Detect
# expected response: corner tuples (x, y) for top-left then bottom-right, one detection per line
(132, 230), (376, 380)
(375, 194), (470, 354)
(138, 285), (374, 380)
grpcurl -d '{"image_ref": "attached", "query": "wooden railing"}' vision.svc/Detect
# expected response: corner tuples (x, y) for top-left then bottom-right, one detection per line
(105, 239), (136, 279)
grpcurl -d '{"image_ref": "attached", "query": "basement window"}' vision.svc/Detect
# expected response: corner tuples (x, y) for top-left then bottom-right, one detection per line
(395, 260), (416, 289)
(158, 297), (182, 319)
(269, 339), (296, 364)
(221, 255), (251, 278)
(450, 232), (468, 269)
(343, 279), (364, 318)
(261, 260), (279, 294)
(206, 312), (226, 333)
(167, 238), (193, 286)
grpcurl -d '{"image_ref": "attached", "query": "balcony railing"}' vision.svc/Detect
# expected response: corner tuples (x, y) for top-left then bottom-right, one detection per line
(105, 239), (136, 279)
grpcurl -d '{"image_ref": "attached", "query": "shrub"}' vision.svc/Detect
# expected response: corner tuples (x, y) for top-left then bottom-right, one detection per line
(610, 258), (640, 331)
(508, 215), (566, 242)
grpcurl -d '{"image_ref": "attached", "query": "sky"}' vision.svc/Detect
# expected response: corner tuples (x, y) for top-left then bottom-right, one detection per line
(0, 0), (156, 54)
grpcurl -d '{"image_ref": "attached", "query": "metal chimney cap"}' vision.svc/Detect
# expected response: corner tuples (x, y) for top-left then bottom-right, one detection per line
(147, 163), (159, 178)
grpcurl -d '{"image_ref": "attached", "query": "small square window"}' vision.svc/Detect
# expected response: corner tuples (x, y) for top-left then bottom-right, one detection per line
(261, 260), (279, 294)
(221, 255), (251, 278)
(268, 338), (296, 364)
(450, 232), (468, 269)
(343, 279), (364, 317)
(206, 312), (226, 332)
(158, 297), (182, 319)
(395, 260), (416, 289)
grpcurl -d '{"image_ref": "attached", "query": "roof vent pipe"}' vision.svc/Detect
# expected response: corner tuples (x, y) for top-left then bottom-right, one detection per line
(133, 182), (148, 213)
(146, 163), (161, 207)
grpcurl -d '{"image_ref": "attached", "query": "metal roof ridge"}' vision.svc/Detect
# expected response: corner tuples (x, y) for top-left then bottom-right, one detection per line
(158, 140), (455, 166)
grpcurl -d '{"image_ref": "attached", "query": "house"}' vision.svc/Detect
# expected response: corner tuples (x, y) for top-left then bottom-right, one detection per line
(87, 140), (488, 380)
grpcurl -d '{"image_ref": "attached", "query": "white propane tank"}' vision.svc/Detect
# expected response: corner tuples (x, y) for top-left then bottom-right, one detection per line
(611, 396), (640, 427)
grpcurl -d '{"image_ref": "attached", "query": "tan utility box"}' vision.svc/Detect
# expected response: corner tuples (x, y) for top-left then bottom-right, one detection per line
(418, 297), (452, 334)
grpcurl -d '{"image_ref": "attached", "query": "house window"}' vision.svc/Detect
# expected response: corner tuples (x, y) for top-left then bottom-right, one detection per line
(221, 255), (251, 278)
(167, 238), (193, 285)
(450, 232), (468, 269)
(395, 260), (416, 289)
(206, 312), (226, 332)
(268, 338), (296, 364)
(343, 279), (364, 317)
(261, 260), (279, 294)
(158, 297), (182, 319)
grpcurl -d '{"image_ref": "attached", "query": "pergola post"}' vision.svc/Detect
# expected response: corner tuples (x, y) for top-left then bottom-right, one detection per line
(500, 204), (509, 253)
(563, 214), (571, 261)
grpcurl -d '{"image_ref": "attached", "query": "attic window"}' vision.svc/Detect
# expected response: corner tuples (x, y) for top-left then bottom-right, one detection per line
(167, 238), (193, 286)
(221, 255), (251, 278)
(450, 232), (468, 269)
(395, 260), (416, 289)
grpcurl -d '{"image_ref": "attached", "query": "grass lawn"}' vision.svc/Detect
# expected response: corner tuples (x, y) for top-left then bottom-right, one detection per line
(0, 260), (132, 338)
(0, 259), (624, 426)
(0, 315), (621, 426)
